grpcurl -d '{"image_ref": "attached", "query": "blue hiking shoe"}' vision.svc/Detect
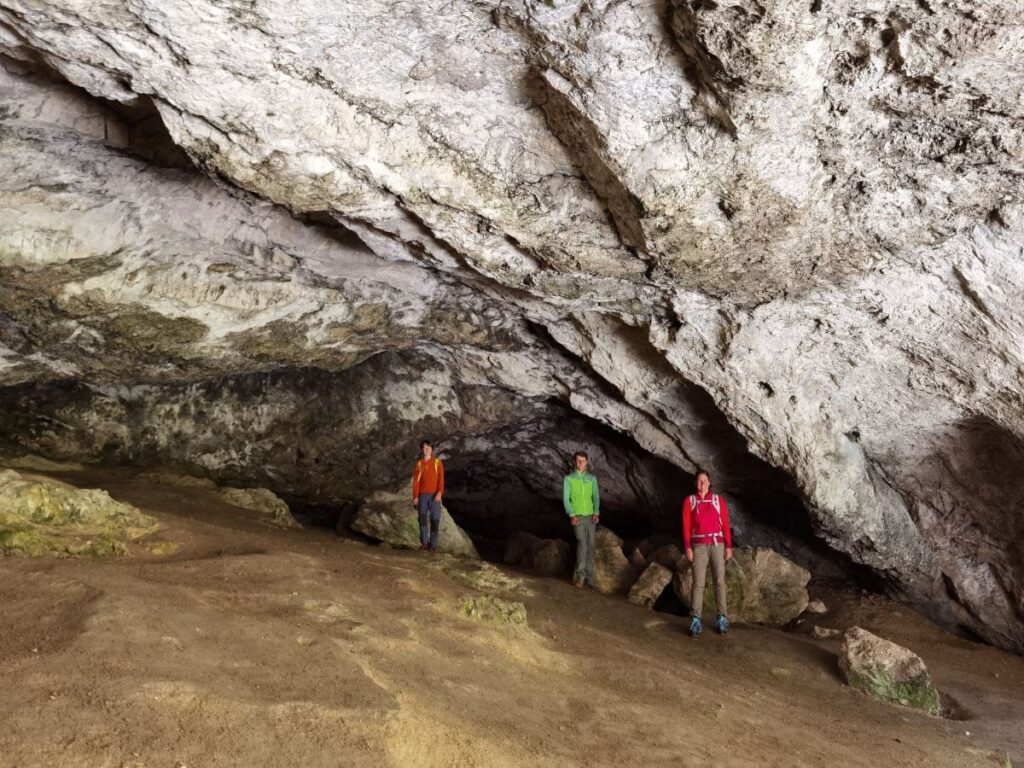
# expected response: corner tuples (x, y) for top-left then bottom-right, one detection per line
(689, 616), (703, 637)
(715, 613), (729, 635)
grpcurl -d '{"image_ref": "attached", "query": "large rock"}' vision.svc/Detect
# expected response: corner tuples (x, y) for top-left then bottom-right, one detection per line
(217, 488), (299, 529)
(0, 468), (159, 557)
(351, 488), (479, 559)
(673, 547), (810, 624)
(627, 563), (673, 608)
(591, 527), (637, 594)
(648, 544), (684, 572)
(504, 531), (572, 577)
(839, 627), (942, 717)
(139, 472), (298, 528)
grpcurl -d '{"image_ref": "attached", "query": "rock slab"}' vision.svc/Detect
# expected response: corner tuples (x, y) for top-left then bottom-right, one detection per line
(839, 627), (942, 716)
(591, 526), (637, 594)
(627, 562), (673, 608)
(673, 547), (810, 624)
(351, 488), (479, 559)
(0, 468), (158, 557)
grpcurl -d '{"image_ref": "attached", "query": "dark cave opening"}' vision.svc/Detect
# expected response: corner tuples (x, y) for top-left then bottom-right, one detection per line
(0, 364), (871, 591)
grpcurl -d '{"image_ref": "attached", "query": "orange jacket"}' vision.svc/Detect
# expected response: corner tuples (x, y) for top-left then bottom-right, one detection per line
(412, 457), (444, 499)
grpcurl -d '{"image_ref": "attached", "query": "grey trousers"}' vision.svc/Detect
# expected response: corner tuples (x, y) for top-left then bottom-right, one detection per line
(573, 516), (597, 584)
(691, 542), (727, 616)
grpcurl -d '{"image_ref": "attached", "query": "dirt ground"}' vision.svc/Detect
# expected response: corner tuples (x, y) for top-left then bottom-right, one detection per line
(1, 469), (1021, 767)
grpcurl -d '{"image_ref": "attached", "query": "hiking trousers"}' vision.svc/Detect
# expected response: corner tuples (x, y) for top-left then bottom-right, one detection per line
(691, 542), (727, 616)
(417, 493), (442, 549)
(573, 516), (597, 584)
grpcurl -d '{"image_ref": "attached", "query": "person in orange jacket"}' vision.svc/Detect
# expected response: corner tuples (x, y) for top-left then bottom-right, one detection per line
(412, 440), (445, 552)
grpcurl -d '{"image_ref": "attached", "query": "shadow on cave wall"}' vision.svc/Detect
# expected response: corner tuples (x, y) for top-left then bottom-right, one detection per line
(0, 358), (866, 584)
(904, 415), (1024, 647)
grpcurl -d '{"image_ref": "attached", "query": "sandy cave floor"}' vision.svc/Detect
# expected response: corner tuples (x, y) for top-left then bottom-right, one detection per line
(0, 469), (1021, 768)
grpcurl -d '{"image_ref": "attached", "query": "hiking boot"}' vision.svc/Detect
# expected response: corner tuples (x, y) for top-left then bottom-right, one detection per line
(689, 616), (703, 637)
(572, 577), (583, 589)
(715, 613), (729, 635)
(419, 543), (429, 551)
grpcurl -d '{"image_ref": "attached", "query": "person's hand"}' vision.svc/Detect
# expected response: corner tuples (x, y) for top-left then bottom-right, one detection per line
(570, 516), (579, 526)
(725, 547), (733, 562)
(593, 515), (600, 525)
(412, 501), (418, 510)
(434, 492), (442, 503)
(685, 548), (694, 563)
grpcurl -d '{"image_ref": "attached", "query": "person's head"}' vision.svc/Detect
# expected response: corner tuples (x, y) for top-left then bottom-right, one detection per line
(420, 440), (434, 459)
(695, 469), (711, 495)
(573, 451), (588, 473)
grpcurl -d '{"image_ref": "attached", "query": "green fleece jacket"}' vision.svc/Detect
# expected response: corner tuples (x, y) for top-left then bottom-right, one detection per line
(563, 471), (600, 517)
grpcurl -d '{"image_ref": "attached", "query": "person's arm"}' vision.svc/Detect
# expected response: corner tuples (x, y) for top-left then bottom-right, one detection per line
(592, 475), (600, 523)
(412, 462), (420, 505)
(563, 475), (574, 517)
(720, 496), (733, 557)
(682, 496), (693, 557)
(435, 460), (444, 501)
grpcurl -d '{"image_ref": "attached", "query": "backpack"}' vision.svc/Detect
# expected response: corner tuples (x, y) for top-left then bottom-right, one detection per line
(415, 458), (441, 485)
(689, 494), (723, 538)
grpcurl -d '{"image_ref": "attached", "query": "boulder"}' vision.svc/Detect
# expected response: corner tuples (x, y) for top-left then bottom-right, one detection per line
(806, 599), (828, 614)
(136, 471), (217, 489)
(839, 627), (942, 716)
(0, 468), (159, 557)
(351, 488), (479, 559)
(811, 626), (842, 640)
(591, 526), (637, 594)
(504, 531), (572, 577)
(138, 472), (299, 528)
(649, 544), (684, 571)
(627, 563), (673, 608)
(672, 547), (810, 624)
(218, 487), (299, 529)
(628, 548), (647, 572)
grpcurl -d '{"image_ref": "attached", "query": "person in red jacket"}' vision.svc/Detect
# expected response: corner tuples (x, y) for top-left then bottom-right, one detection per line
(682, 469), (733, 637)
(412, 440), (445, 552)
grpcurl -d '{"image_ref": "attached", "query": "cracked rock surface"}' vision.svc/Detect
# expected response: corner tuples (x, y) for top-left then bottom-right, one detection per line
(0, 0), (1022, 651)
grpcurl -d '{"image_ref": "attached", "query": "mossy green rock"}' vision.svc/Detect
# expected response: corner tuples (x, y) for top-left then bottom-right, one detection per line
(839, 627), (942, 716)
(351, 487), (479, 558)
(460, 595), (527, 627)
(0, 468), (158, 558)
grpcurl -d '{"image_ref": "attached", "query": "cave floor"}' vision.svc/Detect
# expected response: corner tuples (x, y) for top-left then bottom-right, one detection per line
(0, 470), (1020, 767)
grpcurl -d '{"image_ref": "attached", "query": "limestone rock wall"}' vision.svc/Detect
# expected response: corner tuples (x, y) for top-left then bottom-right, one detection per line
(0, 0), (1021, 650)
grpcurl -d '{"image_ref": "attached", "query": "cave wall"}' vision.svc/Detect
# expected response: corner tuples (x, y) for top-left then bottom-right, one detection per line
(0, 0), (1022, 650)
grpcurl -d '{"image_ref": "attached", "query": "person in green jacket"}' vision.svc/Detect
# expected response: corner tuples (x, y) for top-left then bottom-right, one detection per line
(563, 450), (600, 588)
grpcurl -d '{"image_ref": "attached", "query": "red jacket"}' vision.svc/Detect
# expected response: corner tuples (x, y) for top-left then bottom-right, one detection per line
(682, 493), (732, 549)
(412, 458), (444, 499)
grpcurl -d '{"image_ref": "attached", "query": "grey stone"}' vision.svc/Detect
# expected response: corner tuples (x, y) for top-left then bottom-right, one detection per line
(351, 488), (479, 559)
(839, 627), (942, 716)
(811, 626), (841, 640)
(805, 599), (828, 615)
(673, 547), (810, 625)
(591, 527), (637, 595)
(627, 563), (673, 608)
(649, 544), (684, 571)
